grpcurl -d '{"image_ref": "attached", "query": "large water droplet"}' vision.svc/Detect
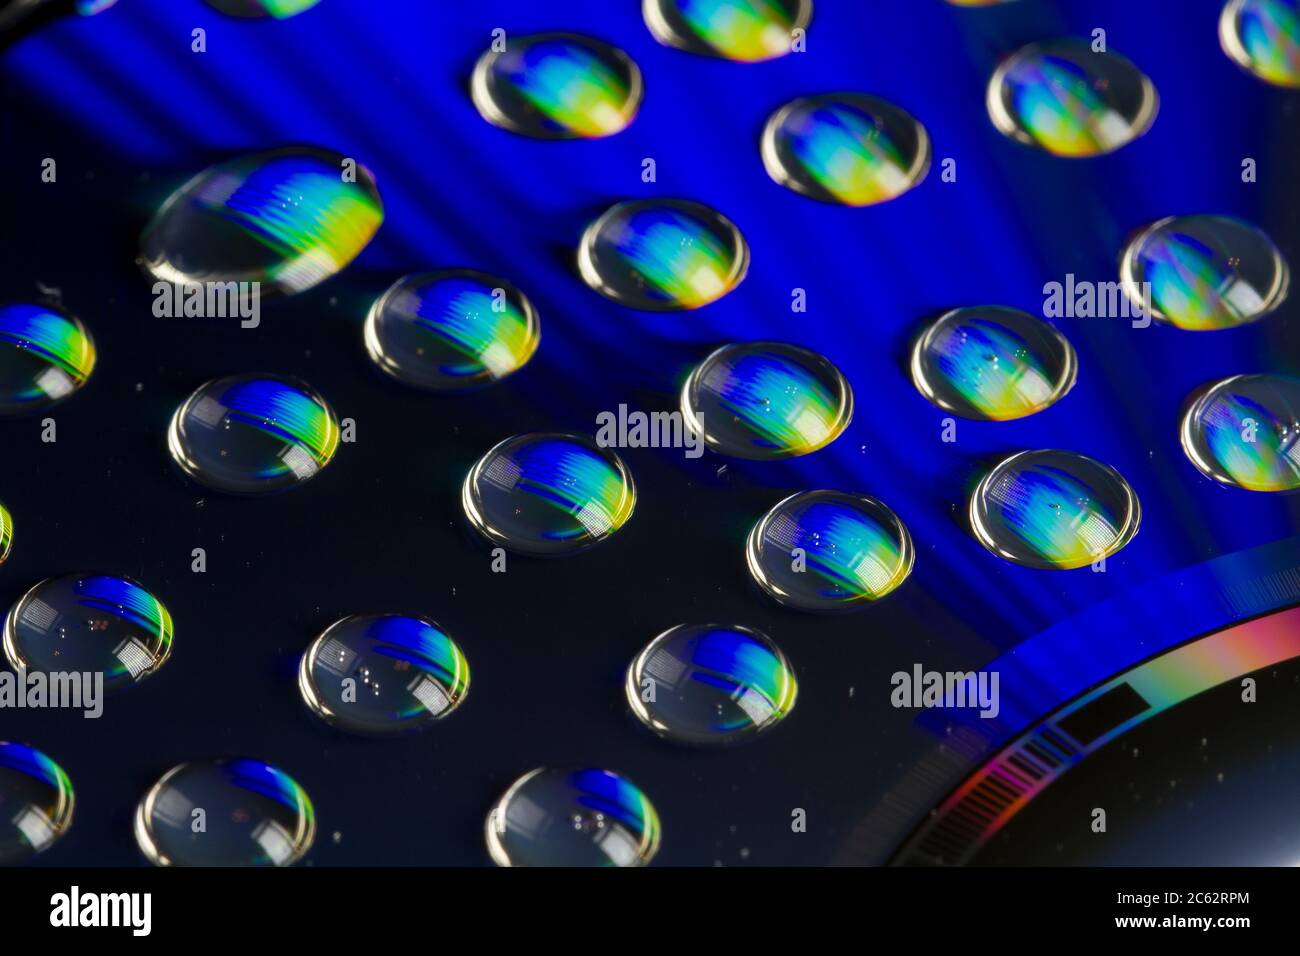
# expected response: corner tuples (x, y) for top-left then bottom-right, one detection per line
(987, 39), (1158, 157)
(0, 303), (96, 417)
(762, 93), (930, 206)
(578, 199), (748, 310)
(0, 502), (12, 566)
(970, 450), (1141, 569)
(168, 374), (340, 495)
(299, 614), (470, 734)
(747, 491), (913, 610)
(682, 341), (852, 459)
(135, 758), (315, 866)
(1220, 0), (1300, 87)
(203, 0), (323, 18)
(364, 271), (540, 391)
(1120, 215), (1289, 330)
(626, 624), (797, 743)
(485, 767), (661, 867)
(462, 433), (635, 555)
(911, 306), (1076, 420)
(471, 33), (642, 139)
(1181, 374), (1300, 491)
(643, 0), (812, 62)
(139, 147), (383, 296)
(0, 742), (74, 864)
(4, 574), (174, 691)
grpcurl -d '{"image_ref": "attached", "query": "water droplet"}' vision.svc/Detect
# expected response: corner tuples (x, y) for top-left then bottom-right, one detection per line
(0, 303), (96, 417)
(1181, 374), (1300, 491)
(626, 624), (797, 743)
(988, 39), (1158, 156)
(3, 574), (173, 691)
(1120, 215), (1289, 330)
(682, 341), (852, 459)
(970, 450), (1141, 569)
(644, 0), (812, 62)
(462, 433), (635, 555)
(299, 614), (470, 733)
(203, 0), (323, 18)
(911, 307), (1076, 420)
(168, 374), (340, 494)
(1220, 0), (1300, 87)
(364, 271), (540, 390)
(485, 767), (660, 867)
(747, 491), (913, 610)
(578, 199), (748, 310)
(139, 147), (383, 296)
(135, 758), (315, 866)
(0, 502), (12, 566)
(761, 93), (930, 206)
(0, 742), (74, 864)
(471, 33), (642, 139)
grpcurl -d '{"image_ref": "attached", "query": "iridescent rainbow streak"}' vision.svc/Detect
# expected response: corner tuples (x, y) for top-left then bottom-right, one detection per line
(930, 319), (1055, 419)
(687, 628), (798, 732)
(678, 0), (799, 61)
(249, 0), (324, 17)
(75, 576), (173, 679)
(788, 103), (913, 206)
(413, 283), (536, 380)
(1198, 388), (1300, 490)
(205, 157), (382, 292)
(225, 759), (315, 859)
(792, 502), (906, 600)
(367, 616), (471, 718)
(988, 465), (1121, 568)
(1234, 0), (1300, 86)
(0, 304), (96, 400)
(218, 378), (340, 475)
(615, 209), (737, 307)
(714, 352), (843, 454)
(1140, 228), (1261, 330)
(77, 0), (119, 14)
(569, 769), (660, 865)
(515, 440), (634, 541)
(1006, 55), (1126, 156)
(508, 41), (635, 137)
(0, 503), (12, 564)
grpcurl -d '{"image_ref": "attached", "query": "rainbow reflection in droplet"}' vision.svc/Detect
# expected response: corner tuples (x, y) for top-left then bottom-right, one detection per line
(911, 307), (1077, 420)
(168, 374), (341, 495)
(365, 271), (540, 391)
(0, 502), (11, 566)
(203, 0), (323, 18)
(0, 303), (96, 417)
(682, 341), (852, 459)
(472, 33), (642, 139)
(626, 624), (797, 744)
(139, 147), (383, 296)
(462, 433), (635, 555)
(299, 614), (471, 734)
(1220, 0), (1300, 87)
(4, 573), (174, 692)
(1120, 215), (1290, 331)
(762, 93), (930, 206)
(643, 0), (811, 62)
(970, 450), (1141, 569)
(747, 492), (913, 611)
(579, 199), (748, 310)
(1181, 374), (1300, 491)
(77, 0), (119, 14)
(0, 742), (74, 865)
(988, 39), (1158, 157)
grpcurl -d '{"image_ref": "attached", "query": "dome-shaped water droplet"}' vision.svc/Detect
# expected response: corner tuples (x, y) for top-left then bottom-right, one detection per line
(168, 374), (340, 495)
(364, 271), (540, 390)
(761, 93), (930, 206)
(0, 502), (12, 566)
(135, 758), (315, 866)
(0, 303), (96, 417)
(485, 767), (661, 867)
(4, 574), (173, 691)
(643, 0), (812, 62)
(747, 491), (913, 610)
(471, 33), (643, 139)
(1120, 215), (1289, 330)
(1220, 0), (1300, 87)
(462, 433), (635, 555)
(911, 306), (1076, 420)
(1181, 374), (1300, 491)
(987, 39), (1158, 156)
(139, 147), (383, 296)
(682, 341), (852, 459)
(970, 450), (1141, 569)
(203, 0), (323, 18)
(0, 742), (74, 864)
